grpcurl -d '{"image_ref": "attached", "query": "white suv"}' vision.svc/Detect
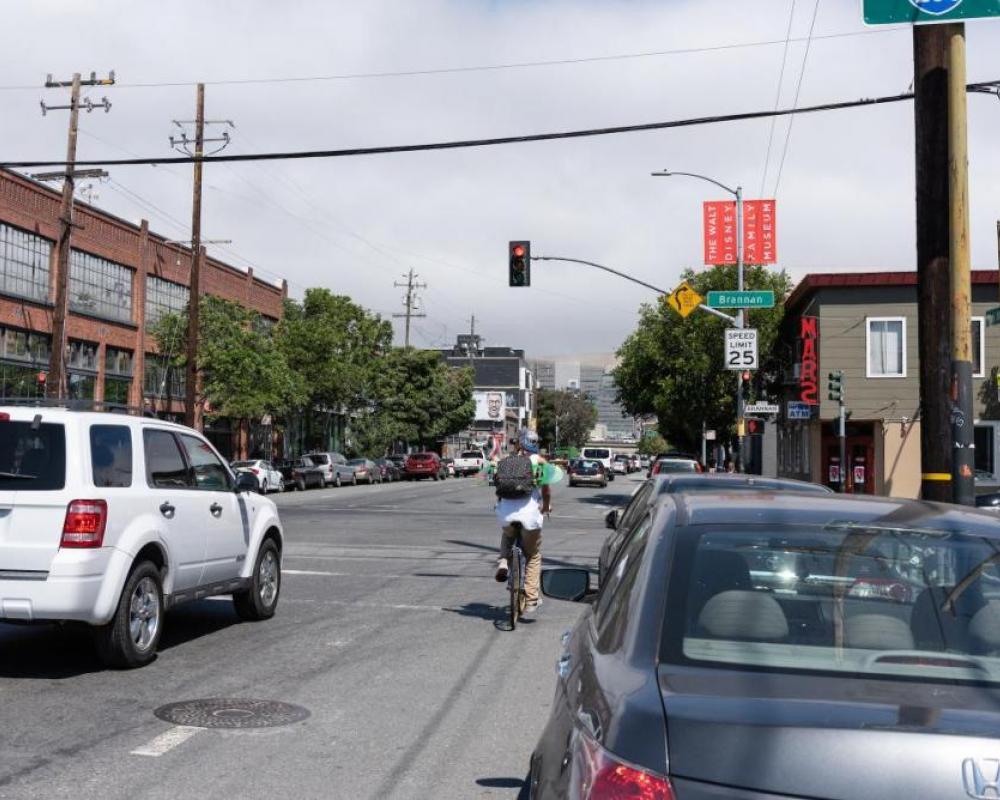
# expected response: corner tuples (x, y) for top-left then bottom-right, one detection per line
(0, 406), (284, 668)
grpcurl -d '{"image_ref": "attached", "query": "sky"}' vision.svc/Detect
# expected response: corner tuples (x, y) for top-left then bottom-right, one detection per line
(1, 0), (998, 357)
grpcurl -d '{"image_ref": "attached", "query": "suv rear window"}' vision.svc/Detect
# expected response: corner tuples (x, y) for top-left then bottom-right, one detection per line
(584, 448), (610, 460)
(308, 453), (330, 465)
(90, 425), (132, 487)
(461, 451), (484, 459)
(0, 420), (66, 491)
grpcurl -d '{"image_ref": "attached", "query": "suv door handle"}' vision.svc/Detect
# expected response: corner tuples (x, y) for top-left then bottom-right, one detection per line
(159, 502), (175, 519)
(209, 503), (223, 517)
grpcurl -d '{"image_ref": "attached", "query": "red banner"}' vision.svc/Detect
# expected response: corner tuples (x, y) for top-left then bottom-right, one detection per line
(703, 199), (777, 266)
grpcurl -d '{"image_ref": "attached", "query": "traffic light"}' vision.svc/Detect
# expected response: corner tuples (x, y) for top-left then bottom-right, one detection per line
(828, 370), (844, 403)
(740, 370), (752, 402)
(745, 417), (764, 436)
(508, 240), (531, 287)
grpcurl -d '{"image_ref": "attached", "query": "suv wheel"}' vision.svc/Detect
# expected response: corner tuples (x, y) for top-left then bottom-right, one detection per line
(234, 538), (281, 621)
(95, 560), (163, 669)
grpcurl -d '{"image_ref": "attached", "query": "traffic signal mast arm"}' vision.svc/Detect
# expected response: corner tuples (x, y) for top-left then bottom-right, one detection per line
(529, 255), (736, 325)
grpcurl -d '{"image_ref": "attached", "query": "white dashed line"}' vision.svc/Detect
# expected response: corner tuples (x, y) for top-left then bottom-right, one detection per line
(131, 725), (202, 757)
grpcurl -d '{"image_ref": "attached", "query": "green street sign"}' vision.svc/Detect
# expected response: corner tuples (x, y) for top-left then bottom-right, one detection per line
(986, 306), (1000, 326)
(706, 290), (775, 309)
(863, 0), (1000, 25)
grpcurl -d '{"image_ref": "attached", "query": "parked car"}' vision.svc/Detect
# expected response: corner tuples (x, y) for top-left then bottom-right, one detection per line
(275, 457), (325, 491)
(346, 457), (382, 484)
(581, 446), (615, 481)
(453, 449), (486, 477)
(404, 452), (445, 480)
(230, 459), (284, 493)
(649, 452), (703, 476)
(375, 457), (401, 482)
(441, 457), (456, 478)
(599, 472), (833, 586)
(612, 454), (631, 475)
(0, 404), (283, 668)
(567, 458), (607, 488)
(531, 492), (1000, 799)
(387, 454), (407, 472)
(305, 451), (355, 487)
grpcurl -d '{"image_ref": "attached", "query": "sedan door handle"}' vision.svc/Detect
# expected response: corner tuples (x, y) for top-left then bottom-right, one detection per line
(159, 502), (175, 519)
(209, 503), (223, 517)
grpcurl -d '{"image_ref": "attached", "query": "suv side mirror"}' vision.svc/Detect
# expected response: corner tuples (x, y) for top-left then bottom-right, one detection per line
(604, 508), (620, 530)
(236, 472), (259, 493)
(541, 568), (591, 602)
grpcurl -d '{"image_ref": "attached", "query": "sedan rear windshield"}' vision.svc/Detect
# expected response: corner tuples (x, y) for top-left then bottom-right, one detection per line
(657, 459), (698, 473)
(662, 523), (1000, 686)
(409, 454), (433, 461)
(0, 421), (66, 491)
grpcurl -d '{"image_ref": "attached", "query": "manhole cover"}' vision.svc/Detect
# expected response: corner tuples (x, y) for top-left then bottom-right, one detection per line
(153, 699), (310, 729)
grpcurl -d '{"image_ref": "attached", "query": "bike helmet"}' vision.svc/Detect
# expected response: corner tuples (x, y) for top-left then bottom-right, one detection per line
(519, 428), (540, 454)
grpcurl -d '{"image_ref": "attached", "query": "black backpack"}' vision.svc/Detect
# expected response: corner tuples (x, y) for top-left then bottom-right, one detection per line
(495, 454), (536, 499)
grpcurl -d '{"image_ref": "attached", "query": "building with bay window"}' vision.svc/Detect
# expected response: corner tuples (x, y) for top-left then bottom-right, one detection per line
(0, 167), (285, 459)
(773, 270), (1000, 498)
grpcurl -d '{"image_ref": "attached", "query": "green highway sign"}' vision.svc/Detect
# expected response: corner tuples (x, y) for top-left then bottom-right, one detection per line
(706, 290), (775, 309)
(986, 306), (1000, 327)
(863, 0), (1000, 25)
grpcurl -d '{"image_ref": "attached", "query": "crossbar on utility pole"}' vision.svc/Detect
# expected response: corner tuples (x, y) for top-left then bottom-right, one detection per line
(392, 269), (427, 347)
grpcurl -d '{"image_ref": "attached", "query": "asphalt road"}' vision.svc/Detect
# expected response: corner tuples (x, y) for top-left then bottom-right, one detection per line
(0, 471), (641, 800)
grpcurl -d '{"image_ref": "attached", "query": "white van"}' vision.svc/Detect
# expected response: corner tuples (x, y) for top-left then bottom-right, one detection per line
(581, 446), (615, 481)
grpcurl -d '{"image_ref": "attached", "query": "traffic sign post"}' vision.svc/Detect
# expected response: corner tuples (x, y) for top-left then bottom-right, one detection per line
(706, 290), (775, 309)
(863, 0), (1000, 25)
(725, 329), (758, 370)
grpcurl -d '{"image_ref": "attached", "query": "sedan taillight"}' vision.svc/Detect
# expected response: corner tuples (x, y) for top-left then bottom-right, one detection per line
(61, 499), (108, 548)
(571, 732), (674, 800)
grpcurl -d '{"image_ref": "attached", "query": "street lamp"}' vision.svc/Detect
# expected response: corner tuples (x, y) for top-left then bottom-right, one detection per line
(652, 168), (746, 471)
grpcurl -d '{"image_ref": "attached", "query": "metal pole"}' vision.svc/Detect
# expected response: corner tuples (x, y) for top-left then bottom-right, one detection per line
(839, 404), (847, 494)
(701, 419), (707, 467)
(948, 24), (974, 506)
(47, 73), (81, 400)
(184, 83), (205, 430)
(735, 185), (745, 472)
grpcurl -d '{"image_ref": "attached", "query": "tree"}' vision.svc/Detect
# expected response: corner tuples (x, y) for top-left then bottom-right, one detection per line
(150, 295), (305, 420)
(350, 348), (475, 455)
(536, 389), (598, 451)
(277, 288), (394, 416)
(614, 264), (790, 453)
(637, 433), (669, 456)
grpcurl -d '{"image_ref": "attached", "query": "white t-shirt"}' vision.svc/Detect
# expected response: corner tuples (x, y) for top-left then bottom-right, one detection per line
(495, 454), (545, 530)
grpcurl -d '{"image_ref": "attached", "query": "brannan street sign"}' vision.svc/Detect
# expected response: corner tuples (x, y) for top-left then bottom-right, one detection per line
(706, 290), (775, 309)
(863, 0), (1000, 25)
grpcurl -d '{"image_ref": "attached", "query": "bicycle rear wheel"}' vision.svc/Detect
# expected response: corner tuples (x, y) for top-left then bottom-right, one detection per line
(509, 547), (522, 631)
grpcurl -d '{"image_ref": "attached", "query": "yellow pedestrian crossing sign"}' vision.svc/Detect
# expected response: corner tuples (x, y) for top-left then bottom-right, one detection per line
(666, 280), (703, 319)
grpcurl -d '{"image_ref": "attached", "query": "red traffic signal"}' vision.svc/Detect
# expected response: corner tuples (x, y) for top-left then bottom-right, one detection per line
(509, 240), (531, 287)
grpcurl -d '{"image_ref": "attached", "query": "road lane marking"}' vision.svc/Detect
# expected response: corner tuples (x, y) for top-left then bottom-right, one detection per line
(131, 725), (202, 757)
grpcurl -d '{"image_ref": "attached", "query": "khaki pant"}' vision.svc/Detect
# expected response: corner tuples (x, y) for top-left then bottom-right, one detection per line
(500, 526), (542, 603)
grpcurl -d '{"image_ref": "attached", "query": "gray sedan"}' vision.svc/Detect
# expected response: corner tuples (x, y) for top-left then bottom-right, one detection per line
(531, 492), (1000, 799)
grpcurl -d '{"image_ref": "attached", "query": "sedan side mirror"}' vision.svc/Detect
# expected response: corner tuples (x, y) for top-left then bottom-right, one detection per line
(235, 472), (259, 493)
(604, 508), (620, 530)
(541, 568), (591, 602)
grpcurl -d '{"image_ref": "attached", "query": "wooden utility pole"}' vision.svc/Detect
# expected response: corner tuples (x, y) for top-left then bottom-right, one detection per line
(184, 83), (205, 430)
(42, 71), (114, 399)
(948, 25), (974, 506)
(392, 269), (426, 347)
(914, 28), (956, 503)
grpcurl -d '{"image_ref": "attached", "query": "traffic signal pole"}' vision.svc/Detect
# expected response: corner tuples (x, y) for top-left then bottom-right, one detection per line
(735, 185), (746, 472)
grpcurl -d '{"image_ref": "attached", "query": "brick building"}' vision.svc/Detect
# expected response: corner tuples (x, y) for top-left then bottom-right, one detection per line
(0, 167), (286, 458)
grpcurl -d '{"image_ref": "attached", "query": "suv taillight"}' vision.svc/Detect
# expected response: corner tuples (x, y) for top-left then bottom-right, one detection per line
(61, 500), (108, 548)
(571, 732), (674, 799)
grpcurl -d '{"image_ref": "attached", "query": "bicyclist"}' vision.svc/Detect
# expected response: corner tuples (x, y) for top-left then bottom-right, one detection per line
(494, 428), (551, 615)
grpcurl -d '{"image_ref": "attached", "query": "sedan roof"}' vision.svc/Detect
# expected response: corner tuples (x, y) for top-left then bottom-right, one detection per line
(665, 491), (1000, 534)
(653, 473), (831, 495)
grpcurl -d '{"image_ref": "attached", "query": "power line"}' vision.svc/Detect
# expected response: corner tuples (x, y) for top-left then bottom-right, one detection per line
(13, 84), (993, 170)
(760, 0), (797, 197)
(773, 0), (823, 197)
(0, 27), (911, 92)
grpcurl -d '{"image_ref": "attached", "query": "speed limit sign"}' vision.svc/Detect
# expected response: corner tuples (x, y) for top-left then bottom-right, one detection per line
(725, 328), (758, 370)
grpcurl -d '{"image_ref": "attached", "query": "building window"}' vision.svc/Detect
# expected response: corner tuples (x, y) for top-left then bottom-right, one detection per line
(144, 354), (185, 399)
(69, 250), (134, 323)
(973, 317), (985, 378)
(66, 339), (98, 401)
(866, 317), (906, 378)
(1, 326), (50, 365)
(104, 347), (133, 406)
(0, 222), (51, 304)
(145, 276), (189, 329)
(975, 423), (999, 483)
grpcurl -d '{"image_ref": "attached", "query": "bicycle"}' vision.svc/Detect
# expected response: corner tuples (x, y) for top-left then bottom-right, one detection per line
(507, 521), (527, 630)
